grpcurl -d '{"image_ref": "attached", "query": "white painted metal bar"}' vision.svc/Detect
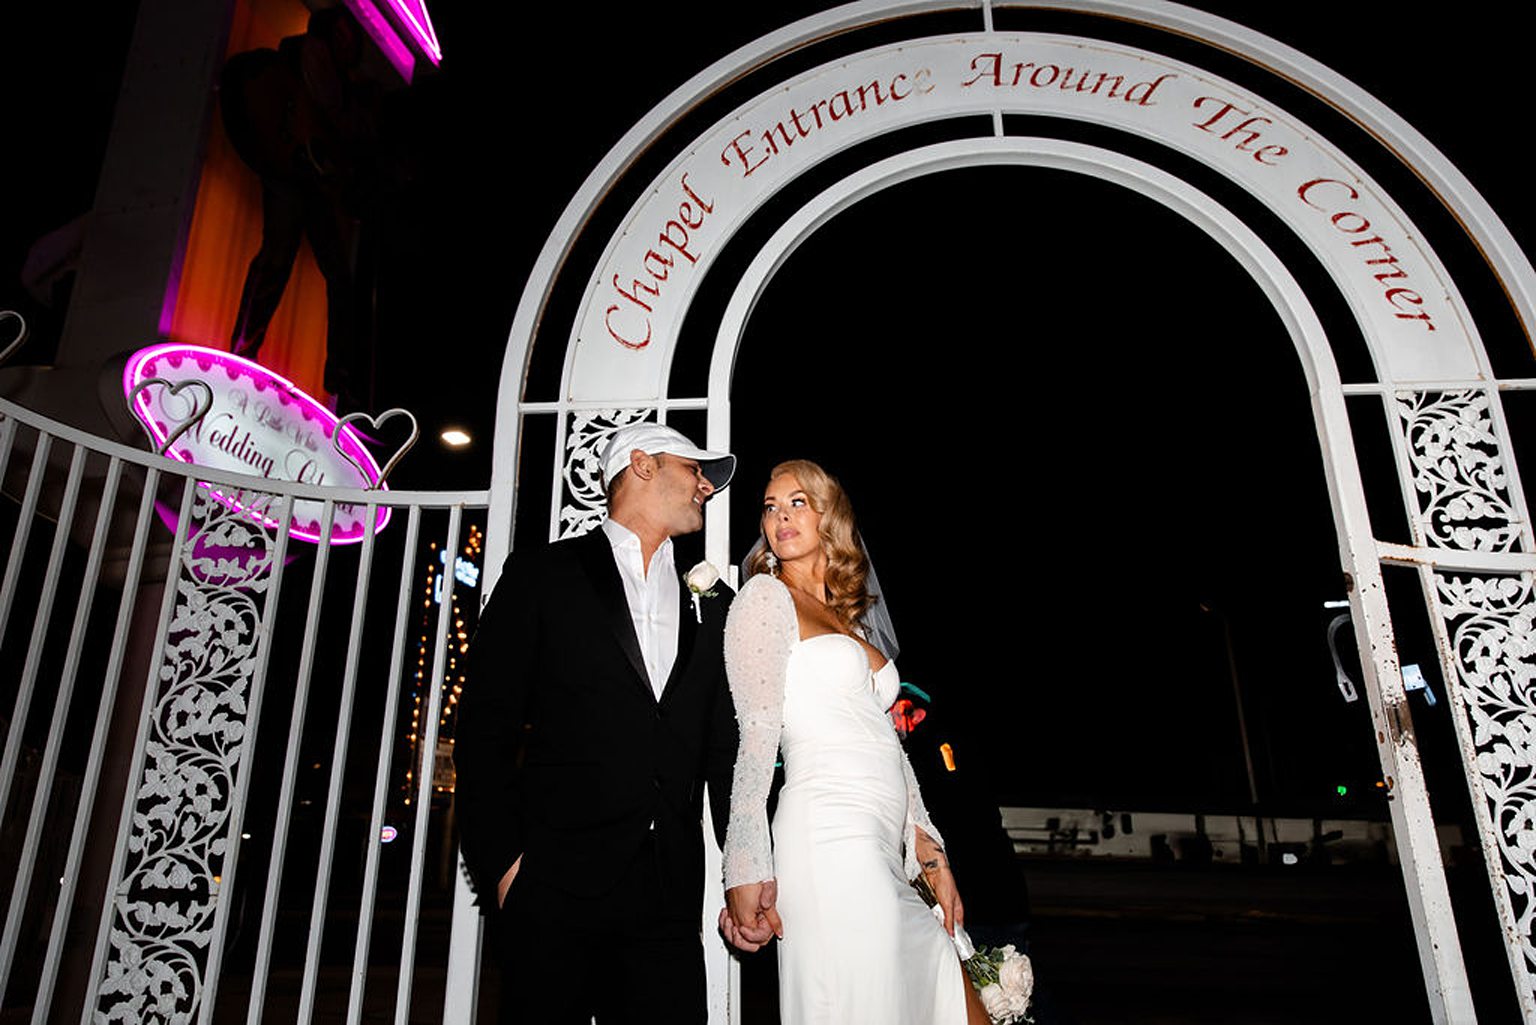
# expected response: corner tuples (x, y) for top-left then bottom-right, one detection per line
(297, 501), (381, 1025)
(0, 431), (52, 649)
(982, 0), (1002, 135)
(395, 505), (462, 1025)
(348, 504), (423, 1025)
(82, 473), (198, 1025)
(1343, 378), (1536, 394)
(0, 416), (18, 491)
(547, 407), (570, 542)
(1347, 557), (1475, 1025)
(245, 500), (339, 1025)
(518, 396), (709, 414)
(0, 442), (81, 840)
(32, 463), (153, 1025)
(196, 493), (297, 1024)
(1342, 381), (1494, 395)
(0, 450), (111, 1003)
(1342, 377), (1536, 402)
(442, 871), (483, 1025)
(1378, 542), (1536, 574)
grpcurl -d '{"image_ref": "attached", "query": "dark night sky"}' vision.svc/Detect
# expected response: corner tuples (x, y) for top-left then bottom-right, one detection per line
(4, 2), (1532, 817)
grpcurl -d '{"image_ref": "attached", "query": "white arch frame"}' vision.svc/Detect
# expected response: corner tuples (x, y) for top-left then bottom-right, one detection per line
(465, 4), (1536, 1023)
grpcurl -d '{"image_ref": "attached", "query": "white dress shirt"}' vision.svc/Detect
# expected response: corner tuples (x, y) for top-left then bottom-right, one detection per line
(601, 517), (680, 700)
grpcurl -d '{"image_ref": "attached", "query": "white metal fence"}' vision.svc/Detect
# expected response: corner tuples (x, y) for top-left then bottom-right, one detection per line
(0, 394), (487, 1024)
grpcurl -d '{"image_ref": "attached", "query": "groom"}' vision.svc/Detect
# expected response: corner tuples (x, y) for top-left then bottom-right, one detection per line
(454, 424), (739, 1024)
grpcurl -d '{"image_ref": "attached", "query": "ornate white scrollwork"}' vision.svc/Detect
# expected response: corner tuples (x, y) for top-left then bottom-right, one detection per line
(1434, 571), (1536, 989)
(1396, 390), (1523, 552)
(559, 408), (655, 538)
(93, 484), (281, 1023)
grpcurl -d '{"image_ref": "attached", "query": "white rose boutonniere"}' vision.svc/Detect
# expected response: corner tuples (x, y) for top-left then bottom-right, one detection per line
(685, 561), (721, 623)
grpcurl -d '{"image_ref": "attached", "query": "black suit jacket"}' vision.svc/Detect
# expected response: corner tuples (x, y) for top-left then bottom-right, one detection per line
(454, 527), (737, 918)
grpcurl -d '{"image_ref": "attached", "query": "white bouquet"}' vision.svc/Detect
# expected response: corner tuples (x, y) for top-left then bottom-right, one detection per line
(911, 873), (1033, 1023)
(964, 943), (1034, 1024)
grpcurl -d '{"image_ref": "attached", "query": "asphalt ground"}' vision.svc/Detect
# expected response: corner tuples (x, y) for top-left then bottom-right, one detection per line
(735, 856), (1511, 1025)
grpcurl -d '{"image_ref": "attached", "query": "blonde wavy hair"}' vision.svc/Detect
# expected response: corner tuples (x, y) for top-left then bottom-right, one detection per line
(745, 459), (874, 628)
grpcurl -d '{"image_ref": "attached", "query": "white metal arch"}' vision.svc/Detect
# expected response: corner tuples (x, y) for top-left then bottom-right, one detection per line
(489, 0), (1536, 564)
(470, 4), (1536, 1023)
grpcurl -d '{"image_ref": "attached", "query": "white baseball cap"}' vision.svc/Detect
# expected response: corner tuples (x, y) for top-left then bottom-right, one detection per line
(601, 423), (735, 491)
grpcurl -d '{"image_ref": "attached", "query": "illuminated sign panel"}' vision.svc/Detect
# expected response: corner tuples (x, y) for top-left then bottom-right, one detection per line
(342, 0), (441, 82)
(124, 343), (391, 544)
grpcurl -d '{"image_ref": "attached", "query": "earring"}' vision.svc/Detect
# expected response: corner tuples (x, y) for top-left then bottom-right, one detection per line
(765, 550), (779, 575)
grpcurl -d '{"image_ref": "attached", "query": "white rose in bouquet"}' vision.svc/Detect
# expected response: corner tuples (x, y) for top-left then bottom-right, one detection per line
(978, 983), (1009, 1022)
(998, 946), (1034, 1002)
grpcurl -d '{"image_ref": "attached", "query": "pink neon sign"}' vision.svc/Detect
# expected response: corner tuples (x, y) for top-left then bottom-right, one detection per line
(385, 0), (441, 64)
(124, 343), (392, 545)
(343, 0), (441, 83)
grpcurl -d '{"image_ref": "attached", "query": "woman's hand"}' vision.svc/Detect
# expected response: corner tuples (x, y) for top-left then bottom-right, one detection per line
(722, 880), (783, 951)
(923, 859), (965, 936)
(915, 830), (963, 936)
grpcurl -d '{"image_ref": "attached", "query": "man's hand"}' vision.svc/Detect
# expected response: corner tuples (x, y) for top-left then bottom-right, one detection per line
(495, 855), (523, 910)
(721, 880), (783, 952)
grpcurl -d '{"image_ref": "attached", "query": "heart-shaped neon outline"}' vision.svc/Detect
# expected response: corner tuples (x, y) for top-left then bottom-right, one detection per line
(0, 311), (28, 367)
(334, 408), (419, 489)
(127, 377), (215, 457)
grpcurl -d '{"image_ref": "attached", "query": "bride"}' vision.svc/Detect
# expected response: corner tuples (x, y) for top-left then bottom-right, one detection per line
(720, 459), (987, 1024)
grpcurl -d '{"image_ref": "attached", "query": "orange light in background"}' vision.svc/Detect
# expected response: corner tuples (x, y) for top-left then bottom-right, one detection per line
(939, 743), (956, 772)
(161, 0), (329, 400)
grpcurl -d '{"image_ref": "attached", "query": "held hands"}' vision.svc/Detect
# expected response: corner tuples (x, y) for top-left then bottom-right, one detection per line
(720, 879), (783, 952)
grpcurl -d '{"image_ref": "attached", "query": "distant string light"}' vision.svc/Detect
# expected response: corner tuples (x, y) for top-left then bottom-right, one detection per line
(399, 524), (483, 805)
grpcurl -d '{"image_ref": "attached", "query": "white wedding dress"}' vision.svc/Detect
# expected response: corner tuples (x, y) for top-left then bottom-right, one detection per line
(723, 574), (967, 1024)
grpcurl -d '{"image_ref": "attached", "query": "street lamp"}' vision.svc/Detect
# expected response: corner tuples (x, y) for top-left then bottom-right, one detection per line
(1200, 601), (1265, 863)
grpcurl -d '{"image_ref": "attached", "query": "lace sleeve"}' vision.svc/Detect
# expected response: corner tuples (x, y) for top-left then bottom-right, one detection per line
(721, 574), (797, 889)
(900, 742), (945, 881)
